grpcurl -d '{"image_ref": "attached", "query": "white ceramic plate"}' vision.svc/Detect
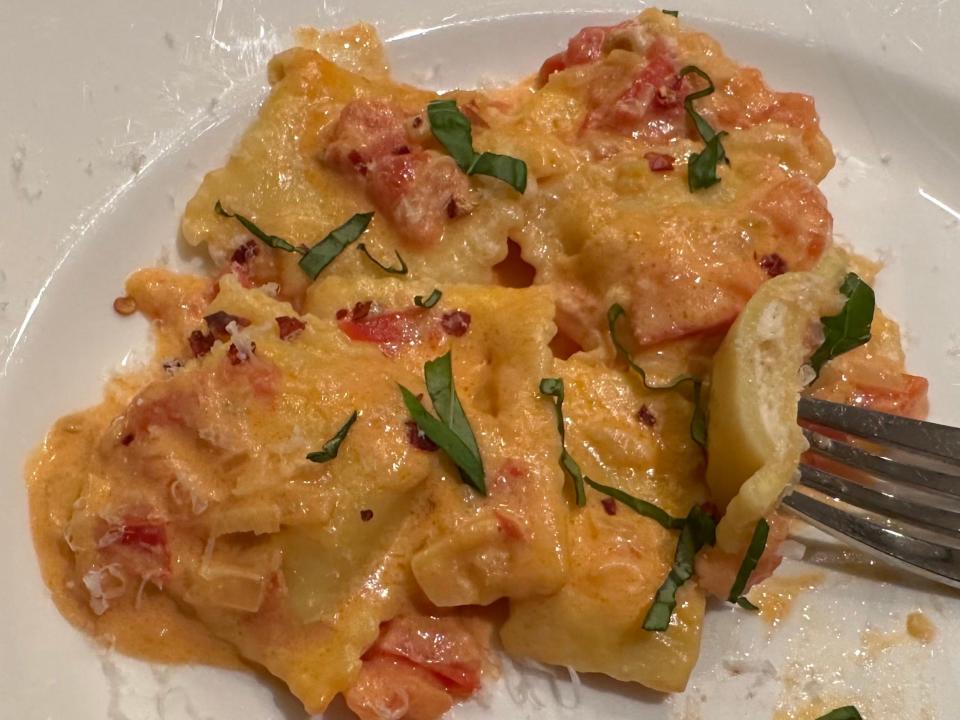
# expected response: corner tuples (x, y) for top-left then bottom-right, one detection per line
(3, 2), (960, 718)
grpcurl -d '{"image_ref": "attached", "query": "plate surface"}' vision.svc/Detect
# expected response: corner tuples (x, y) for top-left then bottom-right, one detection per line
(3, 1), (960, 718)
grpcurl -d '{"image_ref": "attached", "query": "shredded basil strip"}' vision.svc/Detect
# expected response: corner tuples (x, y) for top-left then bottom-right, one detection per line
(584, 478), (684, 530)
(414, 289), (443, 308)
(662, 9), (679, 17)
(809, 273), (875, 377)
(677, 66), (729, 190)
(356, 242), (408, 275)
(815, 708), (863, 720)
(215, 201), (299, 253)
(426, 99), (528, 193)
(608, 303), (707, 445)
(736, 597), (760, 611)
(539, 378), (587, 507)
(299, 212), (374, 280)
(727, 518), (769, 608)
(306, 411), (358, 463)
(400, 353), (486, 494)
(644, 505), (717, 631)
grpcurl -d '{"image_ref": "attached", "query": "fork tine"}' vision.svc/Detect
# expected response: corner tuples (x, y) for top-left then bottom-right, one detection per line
(799, 464), (960, 536)
(798, 396), (960, 465)
(782, 491), (960, 589)
(803, 428), (960, 500)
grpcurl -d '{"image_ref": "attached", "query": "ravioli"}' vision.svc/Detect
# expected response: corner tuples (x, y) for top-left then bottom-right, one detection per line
(27, 9), (927, 720)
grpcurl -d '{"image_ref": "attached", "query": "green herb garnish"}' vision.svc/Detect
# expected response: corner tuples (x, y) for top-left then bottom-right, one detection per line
(306, 411), (358, 463)
(607, 303), (707, 445)
(414, 289), (443, 308)
(644, 505), (717, 631)
(215, 201), (298, 253)
(727, 518), (769, 609)
(539, 378), (588, 506)
(678, 66), (729, 191)
(426, 99), (528, 193)
(356, 242), (408, 275)
(299, 213), (374, 279)
(808, 273), (875, 377)
(216, 202), (373, 280)
(662, 9), (679, 17)
(400, 352), (486, 494)
(815, 708), (863, 720)
(584, 478), (684, 530)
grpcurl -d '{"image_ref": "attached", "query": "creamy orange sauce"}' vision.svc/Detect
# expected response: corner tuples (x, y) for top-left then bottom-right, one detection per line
(748, 571), (825, 627)
(906, 610), (936, 643)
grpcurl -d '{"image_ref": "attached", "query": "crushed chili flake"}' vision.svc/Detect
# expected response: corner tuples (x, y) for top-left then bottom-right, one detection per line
(335, 308), (349, 320)
(205, 311), (251, 341)
(230, 239), (259, 266)
(188, 330), (215, 358)
(120, 433), (135, 446)
(446, 197), (459, 218)
(227, 341), (256, 365)
(162, 358), (185, 375)
(393, 145), (411, 155)
(360, 509), (374, 522)
(351, 301), (373, 321)
(601, 497), (617, 516)
(644, 152), (675, 172)
(759, 253), (787, 277)
(406, 420), (438, 452)
(276, 315), (306, 340)
(441, 310), (471, 337)
(411, 115), (424, 129)
(113, 295), (137, 316)
(636, 404), (657, 427)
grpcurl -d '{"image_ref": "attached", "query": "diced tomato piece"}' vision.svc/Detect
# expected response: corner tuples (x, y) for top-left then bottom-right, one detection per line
(694, 513), (790, 600)
(753, 175), (832, 265)
(325, 99), (411, 174)
(339, 308), (425, 347)
(644, 151), (675, 171)
(371, 616), (485, 695)
(366, 150), (474, 245)
(538, 25), (611, 82)
(345, 654), (456, 720)
(119, 520), (167, 551)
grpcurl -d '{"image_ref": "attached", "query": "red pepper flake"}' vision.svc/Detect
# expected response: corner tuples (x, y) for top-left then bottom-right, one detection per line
(360, 509), (374, 522)
(188, 330), (215, 358)
(120, 522), (167, 550)
(276, 315), (306, 340)
(335, 308), (349, 320)
(227, 341), (256, 365)
(120, 433), (135, 446)
(644, 152), (675, 172)
(446, 197), (459, 218)
(347, 149), (368, 176)
(230, 239), (259, 266)
(162, 358), (185, 375)
(759, 253), (787, 277)
(351, 301), (373, 321)
(406, 420), (438, 452)
(393, 145), (411, 155)
(601, 497), (617, 516)
(113, 295), (137, 316)
(441, 310), (471, 337)
(205, 311), (251, 341)
(636, 404), (657, 427)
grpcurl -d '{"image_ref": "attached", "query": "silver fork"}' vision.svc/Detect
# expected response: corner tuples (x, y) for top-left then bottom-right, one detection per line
(783, 396), (960, 589)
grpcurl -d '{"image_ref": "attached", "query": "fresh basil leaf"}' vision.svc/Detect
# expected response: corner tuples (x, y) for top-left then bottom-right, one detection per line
(736, 597), (760, 611)
(677, 66), (729, 191)
(608, 303), (706, 445)
(299, 212), (374, 280)
(467, 152), (528, 194)
(727, 518), (769, 606)
(215, 201), (299, 253)
(400, 384), (486, 494)
(427, 99), (477, 171)
(427, 99), (528, 193)
(539, 378), (587, 507)
(662, 9), (679, 16)
(425, 352), (482, 468)
(356, 242), (408, 275)
(414, 289), (443, 308)
(809, 273), (875, 377)
(815, 708), (863, 720)
(643, 505), (716, 631)
(583, 477), (684, 530)
(306, 411), (358, 463)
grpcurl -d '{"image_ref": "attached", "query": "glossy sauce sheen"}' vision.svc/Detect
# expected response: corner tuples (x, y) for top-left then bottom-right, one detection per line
(27, 9), (926, 719)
